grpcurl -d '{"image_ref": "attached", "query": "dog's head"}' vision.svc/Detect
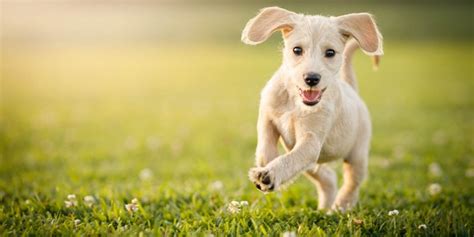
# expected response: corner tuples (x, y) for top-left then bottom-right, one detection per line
(242, 7), (383, 106)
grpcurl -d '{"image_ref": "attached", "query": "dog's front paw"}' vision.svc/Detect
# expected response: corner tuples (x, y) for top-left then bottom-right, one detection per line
(248, 167), (277, 192)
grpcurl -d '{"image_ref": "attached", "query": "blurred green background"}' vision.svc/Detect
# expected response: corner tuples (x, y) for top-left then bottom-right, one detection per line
(1, 0), (473, 235)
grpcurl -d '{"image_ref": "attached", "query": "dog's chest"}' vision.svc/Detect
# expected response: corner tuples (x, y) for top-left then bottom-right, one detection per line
(273, 110), (297, 149)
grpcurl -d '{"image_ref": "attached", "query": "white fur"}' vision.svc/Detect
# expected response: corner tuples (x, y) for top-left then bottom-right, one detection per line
(243, 7), (383, 211)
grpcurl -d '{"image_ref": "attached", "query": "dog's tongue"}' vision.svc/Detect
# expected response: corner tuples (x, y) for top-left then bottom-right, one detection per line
(303, 90), (320, 102)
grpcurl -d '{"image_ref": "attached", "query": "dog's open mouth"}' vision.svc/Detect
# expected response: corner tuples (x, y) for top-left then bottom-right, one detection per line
(298, 87), (327, 106)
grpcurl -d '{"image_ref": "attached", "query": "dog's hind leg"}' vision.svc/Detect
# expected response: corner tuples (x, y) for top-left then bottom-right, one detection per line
(332, 146), (369, 212)
(304, 164), (338, 210)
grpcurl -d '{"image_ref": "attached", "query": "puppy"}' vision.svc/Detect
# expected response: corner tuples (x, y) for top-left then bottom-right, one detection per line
(242, 7), (383, 211)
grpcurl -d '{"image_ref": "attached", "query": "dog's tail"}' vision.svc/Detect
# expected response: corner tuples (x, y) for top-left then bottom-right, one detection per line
(341, 38), (380, 92)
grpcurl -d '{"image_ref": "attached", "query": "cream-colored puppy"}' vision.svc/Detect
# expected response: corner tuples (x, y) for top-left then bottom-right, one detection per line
(242, 7), (383, 211)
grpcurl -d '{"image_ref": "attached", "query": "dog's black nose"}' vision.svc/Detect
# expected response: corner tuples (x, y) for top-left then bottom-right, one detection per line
(304, 73), (321, 87)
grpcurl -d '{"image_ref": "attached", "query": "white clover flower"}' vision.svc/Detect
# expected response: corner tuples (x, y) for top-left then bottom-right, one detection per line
(125, 204), (138, 213)
(125, 198), (139, 213)
(465, 168), (474, 178)
(388, 210), (399, 216)
(227, 201), (241, 214)
(227, 200), (249, 214)
(74, 219), (81, 225)
(65, 194), (78, 208)
(428, 162), (443, 177)
(132, 198), (139, 205)
(418, 224), (427, 229)
(428, 183), (442, 196)
(282, 231), (297, 237)
(67, 194), (76, 200)
(139, 169), (153, 181)
(208, 180), (224, 191)
(65, 200), (77, 208)
(84, 195), (96, 207)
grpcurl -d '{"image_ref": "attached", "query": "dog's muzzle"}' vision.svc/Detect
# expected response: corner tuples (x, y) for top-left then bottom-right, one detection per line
(298, 87), (327, 106)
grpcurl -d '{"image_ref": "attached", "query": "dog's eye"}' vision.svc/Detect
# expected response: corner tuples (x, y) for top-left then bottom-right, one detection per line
(293, 47), (303, 56)
(325, 49), (336, 58)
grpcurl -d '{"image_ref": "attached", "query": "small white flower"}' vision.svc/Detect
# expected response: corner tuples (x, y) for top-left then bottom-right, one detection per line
(125, 204), (138, 213)
(139, 169), (153, 181)
(388, 210), (399, 216)
(25, 199), (31, 205)
(227, 201), (241, 214)
(65, 200), (77, 208)
(282, 231), (297, 237)
(227, 200), (249, 214)
(67, 194), (76, 200)
(131, 198), (139, 205)
(428, 162), (443, 177)
(74, 219), (81, 225)
(428, 183), (442, 196)
(125, 198), (139, 213)
(84, 195), (96, 207)
(65, 194), (78, 208)
(208, 180), (224, 191)
(465, 168), (474, 178)
(418, 224), (427, 229)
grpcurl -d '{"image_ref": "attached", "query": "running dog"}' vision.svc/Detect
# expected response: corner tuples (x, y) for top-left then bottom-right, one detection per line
(242, 7), (383, 211)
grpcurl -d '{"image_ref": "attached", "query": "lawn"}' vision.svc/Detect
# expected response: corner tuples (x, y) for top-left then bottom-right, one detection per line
(1, 1), (474, 235)
(1, 40), (473, 236)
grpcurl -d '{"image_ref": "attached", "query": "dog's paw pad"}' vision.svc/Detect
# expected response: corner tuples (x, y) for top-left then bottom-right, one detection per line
(248, 167), (276, 192)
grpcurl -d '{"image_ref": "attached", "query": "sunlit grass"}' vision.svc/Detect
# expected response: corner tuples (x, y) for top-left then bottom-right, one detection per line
(1, 41), (473, 235)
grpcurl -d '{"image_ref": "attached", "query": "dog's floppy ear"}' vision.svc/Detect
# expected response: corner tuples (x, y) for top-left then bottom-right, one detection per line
(241, 7), (297, 45)
(333, 13), (383, 55)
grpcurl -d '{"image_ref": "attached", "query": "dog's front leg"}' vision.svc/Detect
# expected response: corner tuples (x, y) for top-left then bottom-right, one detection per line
(249, 132), (321, 192)
(255, 113), (280, 167)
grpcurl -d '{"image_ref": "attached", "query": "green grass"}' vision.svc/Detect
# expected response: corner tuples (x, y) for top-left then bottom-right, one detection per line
(1, 40), (473, 236)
